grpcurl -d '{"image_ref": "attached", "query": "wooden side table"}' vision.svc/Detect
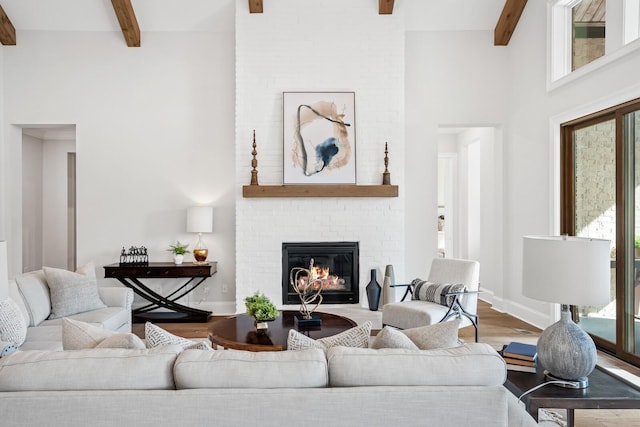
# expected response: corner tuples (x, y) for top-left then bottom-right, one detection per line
(504, 365), (640, 426)
(104, 262), (216, 322)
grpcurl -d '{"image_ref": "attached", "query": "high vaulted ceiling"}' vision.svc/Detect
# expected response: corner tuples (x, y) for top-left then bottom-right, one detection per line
(0, 0), (523, 45)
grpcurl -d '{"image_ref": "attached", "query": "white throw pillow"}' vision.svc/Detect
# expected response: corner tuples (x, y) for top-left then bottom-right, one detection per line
(62, 317), (145, 350)
(44, 262), (106, 319)
(401, 319), (462, 350)
(0, 298), (27, 346)
(144, 322), (212, 350)
(287, 321), (372, 351)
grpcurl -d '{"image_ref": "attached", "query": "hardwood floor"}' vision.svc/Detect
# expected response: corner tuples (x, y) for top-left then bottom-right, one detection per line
(133, 300), (640, 426)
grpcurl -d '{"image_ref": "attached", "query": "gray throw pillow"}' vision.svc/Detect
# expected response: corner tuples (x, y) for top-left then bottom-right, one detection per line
(401, 319), (462, 350)
(62, 317), (145, 350)
(371, 326), (419, 350)
(44, 262), (106, 319)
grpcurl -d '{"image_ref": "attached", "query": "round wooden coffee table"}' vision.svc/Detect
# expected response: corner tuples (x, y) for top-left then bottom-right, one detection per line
(208, 310), (357, 351)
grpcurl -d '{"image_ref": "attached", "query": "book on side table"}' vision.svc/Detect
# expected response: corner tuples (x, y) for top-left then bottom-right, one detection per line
(499, 341), (537, 373)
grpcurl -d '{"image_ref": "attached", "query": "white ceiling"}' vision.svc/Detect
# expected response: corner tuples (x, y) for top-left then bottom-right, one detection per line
(0, 0), (506, 34)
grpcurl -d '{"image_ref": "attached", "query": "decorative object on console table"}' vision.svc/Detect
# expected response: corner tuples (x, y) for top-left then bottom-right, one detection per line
(282, 91), (356, 185)
(366, 269), (381, 311)
(104, 262), (215, 323)
(119, 246), (148, 266)
(244, 292), (279, 331)
(522, 235), (610, 389)
(382, 142), (391, 185)
(187, 206), (213, 264)
(289, 259), (324, 327)
(382, 264), (395, 305)
(250, 129), (259, 185)
(167, 241), (190, 265)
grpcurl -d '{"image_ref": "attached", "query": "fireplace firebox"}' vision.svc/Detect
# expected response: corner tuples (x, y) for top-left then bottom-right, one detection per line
(282, 242), (359, 304)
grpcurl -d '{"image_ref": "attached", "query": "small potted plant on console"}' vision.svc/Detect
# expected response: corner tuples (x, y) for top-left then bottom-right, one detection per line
(167, 241), (190, 265)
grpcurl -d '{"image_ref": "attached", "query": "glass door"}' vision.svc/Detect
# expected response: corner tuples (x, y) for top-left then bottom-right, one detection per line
(562, 99), (640, 365)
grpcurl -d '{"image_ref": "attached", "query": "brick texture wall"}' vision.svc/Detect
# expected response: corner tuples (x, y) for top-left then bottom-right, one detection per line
(235, 0), (405, 312)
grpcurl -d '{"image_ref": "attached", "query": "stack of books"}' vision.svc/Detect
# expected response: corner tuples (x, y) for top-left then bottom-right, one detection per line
(500, 341), (537, 373)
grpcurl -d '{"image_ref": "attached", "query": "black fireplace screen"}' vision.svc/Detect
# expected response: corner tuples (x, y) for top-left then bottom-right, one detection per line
(282, 242), (359, 304)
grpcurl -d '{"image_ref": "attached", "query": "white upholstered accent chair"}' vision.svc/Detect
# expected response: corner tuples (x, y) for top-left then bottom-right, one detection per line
(381, 258), (481, 341)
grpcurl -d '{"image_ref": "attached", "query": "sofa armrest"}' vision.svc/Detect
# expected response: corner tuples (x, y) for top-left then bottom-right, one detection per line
(505, 390), (538, 427)
(98, 287), (133, 309)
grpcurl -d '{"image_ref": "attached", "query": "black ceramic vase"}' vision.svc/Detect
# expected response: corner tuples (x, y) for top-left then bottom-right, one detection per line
(366, 269), (381, 311)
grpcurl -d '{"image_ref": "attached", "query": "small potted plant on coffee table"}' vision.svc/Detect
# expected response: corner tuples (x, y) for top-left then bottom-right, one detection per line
(244, 292), (279, 331)
(167, 241), (190, 265)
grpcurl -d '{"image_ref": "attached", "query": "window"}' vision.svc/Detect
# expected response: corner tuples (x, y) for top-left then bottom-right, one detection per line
(549, 0), (640, 86)
(572, 0), (606, 71)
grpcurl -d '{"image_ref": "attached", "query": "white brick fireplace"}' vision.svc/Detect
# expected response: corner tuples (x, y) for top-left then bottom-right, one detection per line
(234, 0), (406, 313)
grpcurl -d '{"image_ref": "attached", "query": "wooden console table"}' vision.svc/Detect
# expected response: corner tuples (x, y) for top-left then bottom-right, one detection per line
(104, 262), (216, 323)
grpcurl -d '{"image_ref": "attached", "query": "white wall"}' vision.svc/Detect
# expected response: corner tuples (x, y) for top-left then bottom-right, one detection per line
(2, 31), (236, 312)
(405, 31), (508, 294)
(235, 0), (405, 312)
(504, 2), (640, 328)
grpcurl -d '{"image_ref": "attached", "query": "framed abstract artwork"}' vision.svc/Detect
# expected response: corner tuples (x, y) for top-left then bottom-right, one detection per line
(283, 92), (356, 184)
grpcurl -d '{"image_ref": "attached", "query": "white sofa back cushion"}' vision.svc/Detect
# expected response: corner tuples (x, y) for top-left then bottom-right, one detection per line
(327, 343), (506, 387)
(0, 345), (183, 391)
(174, 348), (328, 389)
(13, 271), (50, 326)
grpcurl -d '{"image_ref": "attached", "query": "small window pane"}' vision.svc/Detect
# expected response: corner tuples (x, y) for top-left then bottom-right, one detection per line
(572, 0), (606, 71)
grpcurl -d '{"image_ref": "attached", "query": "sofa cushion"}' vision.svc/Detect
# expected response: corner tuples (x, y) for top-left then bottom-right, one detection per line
(401, 318), (462, 350)
(145, 322), (211, 350)
(371, 326), (418, 350)
(14, 270), (50, 326)
(287, 321), (372, 351)
(0, 298), (27, 346)
(0, 345), (183, 391)
(62, 318), (144, 350)
(326, 343), (507, 387)
(412, 279), (466, 306)
(174, 348), (328, 389)
(44, 262), (107, 319)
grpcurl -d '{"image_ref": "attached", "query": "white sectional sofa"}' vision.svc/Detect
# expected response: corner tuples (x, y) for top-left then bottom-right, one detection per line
(6, 269), (133, 350)
(0, 342), (538, 427)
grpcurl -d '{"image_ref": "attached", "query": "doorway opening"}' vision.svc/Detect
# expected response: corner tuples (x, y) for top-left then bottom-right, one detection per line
(437, 126), (503, 303)
(21, 125), (77, 272)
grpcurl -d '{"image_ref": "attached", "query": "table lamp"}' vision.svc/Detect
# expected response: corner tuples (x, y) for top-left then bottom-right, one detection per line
(187, 206), (213, 264)
(522, 235), (610, 388)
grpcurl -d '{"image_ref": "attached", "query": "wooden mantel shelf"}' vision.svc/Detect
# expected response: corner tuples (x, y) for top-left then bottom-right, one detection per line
(242, 184), (398, 198)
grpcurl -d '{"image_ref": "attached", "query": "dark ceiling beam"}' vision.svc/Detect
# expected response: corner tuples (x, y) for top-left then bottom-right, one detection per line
(494, 0), (527, 46)
(379, 0), (394, 15)
(0, 5), (16, 46)
(111, 0), (140, 47)
(249, 0), (263, 14)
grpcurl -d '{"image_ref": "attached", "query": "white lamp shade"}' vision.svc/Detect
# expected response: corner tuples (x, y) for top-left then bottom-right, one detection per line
(186, 207), (213, 233)
(522, 235), (611, 306)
